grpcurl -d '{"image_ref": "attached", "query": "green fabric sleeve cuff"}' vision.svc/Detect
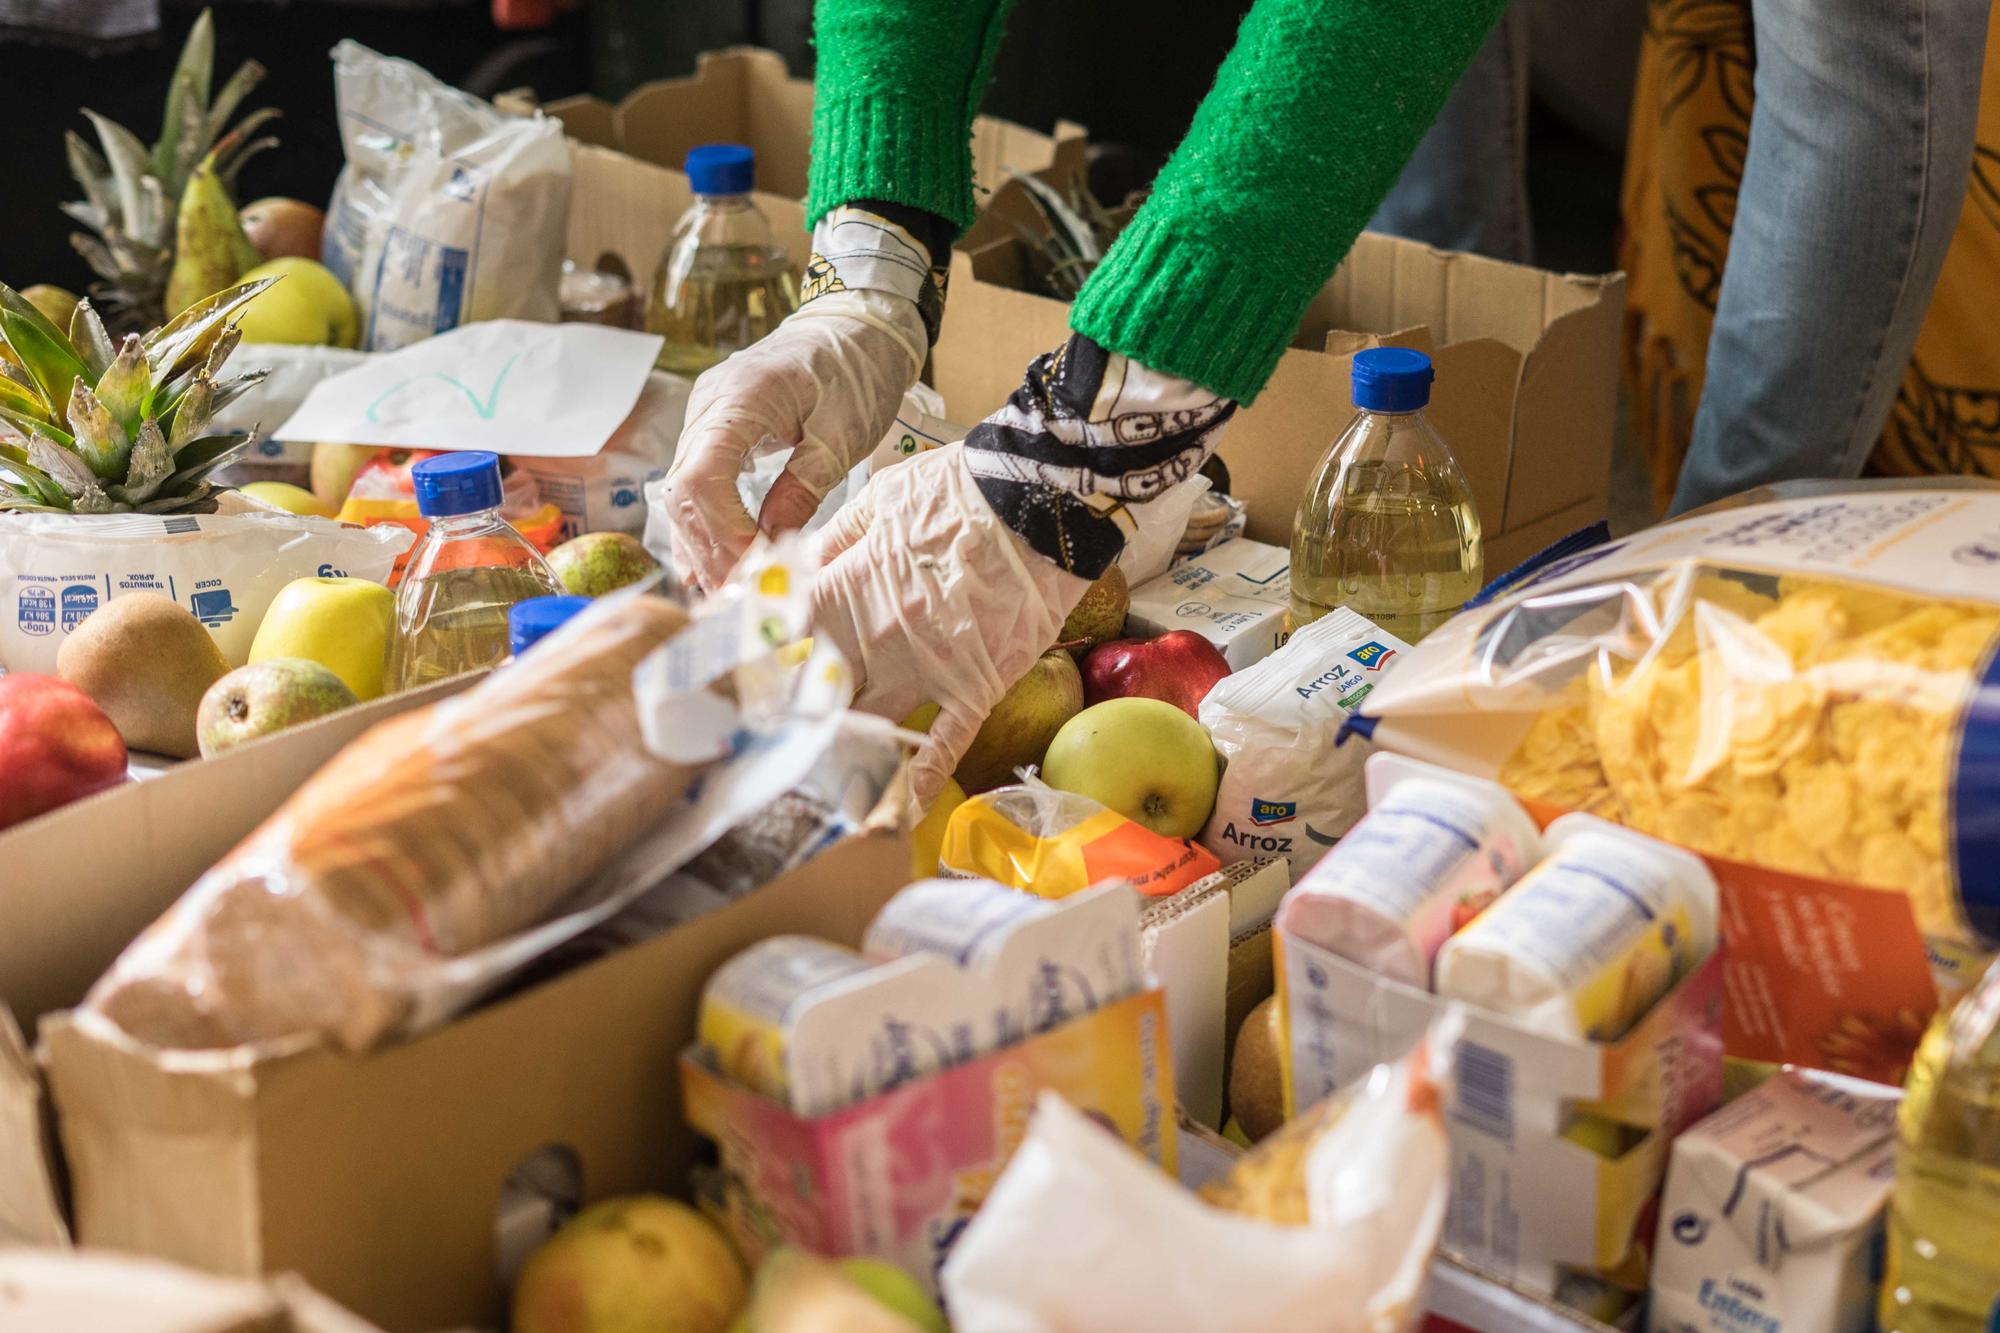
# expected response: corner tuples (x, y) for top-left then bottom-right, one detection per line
(807, 93), (979, 232)
(1070, 207), (1317, 406)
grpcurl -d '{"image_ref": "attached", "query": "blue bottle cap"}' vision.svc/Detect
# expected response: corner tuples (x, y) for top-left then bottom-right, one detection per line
(508, 595), (593, 656)
(1352, 347), (1435, 413)
(412, 451), (504, 518)
(685, 144), (756, 196)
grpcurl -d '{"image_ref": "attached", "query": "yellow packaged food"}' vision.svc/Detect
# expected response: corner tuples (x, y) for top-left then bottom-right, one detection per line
(1351, 484), (2000, 951)
(939, 779), (1221, 899)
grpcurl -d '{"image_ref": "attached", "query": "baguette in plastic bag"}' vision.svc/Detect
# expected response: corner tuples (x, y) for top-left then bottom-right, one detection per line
(84, 593), (698, 1053)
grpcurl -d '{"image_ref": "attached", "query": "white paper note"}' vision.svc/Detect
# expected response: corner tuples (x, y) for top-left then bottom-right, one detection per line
(273, 320), (666, 458)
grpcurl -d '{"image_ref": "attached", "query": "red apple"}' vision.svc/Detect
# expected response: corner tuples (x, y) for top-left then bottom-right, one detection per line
(1080, 630), (1232, 717)
(0, 674), (128, 832)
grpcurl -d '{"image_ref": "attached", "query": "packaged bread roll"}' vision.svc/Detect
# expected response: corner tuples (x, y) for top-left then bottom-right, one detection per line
(84, 594), (698, 1053)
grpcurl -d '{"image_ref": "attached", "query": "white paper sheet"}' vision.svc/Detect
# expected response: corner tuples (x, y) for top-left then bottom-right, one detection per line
(273, 320), (665, 458)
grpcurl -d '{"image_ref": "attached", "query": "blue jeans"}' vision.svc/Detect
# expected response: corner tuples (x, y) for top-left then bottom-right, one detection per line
(1671, 0), (1991, 511)
(1369, 3), (1534, 264)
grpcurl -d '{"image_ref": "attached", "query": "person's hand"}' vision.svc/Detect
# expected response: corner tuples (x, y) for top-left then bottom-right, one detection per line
(809, 332), (1238, 805)
(810, 442), (1091, 804)
(661, 288), (926, 592)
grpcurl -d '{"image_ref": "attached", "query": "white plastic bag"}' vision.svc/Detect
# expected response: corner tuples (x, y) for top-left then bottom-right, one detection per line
(323, 41), (571, 352)
(941, 1030), (1452, 1333)
(0, 512), (411, 673)
(1198, 607), (1410, 874)
(515, 372), (692, 540)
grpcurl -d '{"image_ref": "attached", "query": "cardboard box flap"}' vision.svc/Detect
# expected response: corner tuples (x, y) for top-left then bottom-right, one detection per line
(0, 1007), (66, 1246)
(1507, 272), (1628, 532)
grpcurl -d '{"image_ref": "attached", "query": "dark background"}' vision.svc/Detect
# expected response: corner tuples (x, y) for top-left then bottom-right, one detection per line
(0, 0), (1624, 295)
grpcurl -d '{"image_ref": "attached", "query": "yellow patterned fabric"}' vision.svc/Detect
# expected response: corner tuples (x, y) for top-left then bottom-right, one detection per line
(1622, 0), (2000, 510)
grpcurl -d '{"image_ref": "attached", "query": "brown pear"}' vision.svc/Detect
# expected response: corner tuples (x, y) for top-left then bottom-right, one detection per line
(57, 593), (229, 759)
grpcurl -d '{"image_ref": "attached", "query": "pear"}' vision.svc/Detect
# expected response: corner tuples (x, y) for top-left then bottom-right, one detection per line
(1228, 994), (1286, 1142)
(1058, 563), (1128, 656)
(953, 649), (1083, 793)
(512, 1196), (746, 1333)
(164, 149), (261, 317)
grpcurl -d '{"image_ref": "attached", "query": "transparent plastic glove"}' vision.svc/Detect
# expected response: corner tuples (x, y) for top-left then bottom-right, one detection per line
(811, 442), (1091, 805)
(662, 288), (926, 591)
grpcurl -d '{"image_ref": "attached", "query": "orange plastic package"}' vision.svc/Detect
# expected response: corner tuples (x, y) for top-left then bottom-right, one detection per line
(940, 778), (1221, 899)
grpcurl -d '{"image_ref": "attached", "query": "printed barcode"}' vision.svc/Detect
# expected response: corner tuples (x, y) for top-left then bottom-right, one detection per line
(162, 517), (200, 535)
(1453, 1041), (1514, 1143)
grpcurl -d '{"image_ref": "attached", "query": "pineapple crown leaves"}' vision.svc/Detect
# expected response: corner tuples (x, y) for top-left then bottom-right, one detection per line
(62, 8), (272, 332)
(0, 277), (269, 515)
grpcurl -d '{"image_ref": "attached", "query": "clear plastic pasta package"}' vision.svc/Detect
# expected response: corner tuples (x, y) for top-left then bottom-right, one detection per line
(77, 543), (847, 1057)
(1355, 483), (2000, 965)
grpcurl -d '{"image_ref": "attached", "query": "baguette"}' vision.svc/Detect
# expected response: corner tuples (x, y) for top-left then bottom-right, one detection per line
(87, 595), (697, 1053)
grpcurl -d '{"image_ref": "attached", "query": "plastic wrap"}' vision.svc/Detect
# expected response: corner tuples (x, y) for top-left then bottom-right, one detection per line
(941, 1026), (1454, 1332)
(1354, 484), (2000, 950)
(82, 590), (697, 1052)
(940, 776), (1221, 899)
(322, 41), (570, 351)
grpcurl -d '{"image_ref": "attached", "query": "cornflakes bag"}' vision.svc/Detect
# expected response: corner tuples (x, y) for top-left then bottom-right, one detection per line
(1353, 484), (2000, 948)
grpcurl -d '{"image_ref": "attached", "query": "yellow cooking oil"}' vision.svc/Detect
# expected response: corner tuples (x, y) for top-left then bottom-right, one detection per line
(1880, 961), (2000, 1332)
(1289, 348), (1481, 643)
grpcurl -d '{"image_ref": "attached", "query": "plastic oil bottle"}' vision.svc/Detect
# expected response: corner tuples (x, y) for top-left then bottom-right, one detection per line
(646, 143), (800, 376)
(1881, 958), (2000, 1332)
(1290, 347), (1482, 642)
(388, 451), (565, 689)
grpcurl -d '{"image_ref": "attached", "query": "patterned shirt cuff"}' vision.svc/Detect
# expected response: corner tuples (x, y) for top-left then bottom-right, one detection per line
(964, 333), (1237, 578)
(803, 203), (952, 344)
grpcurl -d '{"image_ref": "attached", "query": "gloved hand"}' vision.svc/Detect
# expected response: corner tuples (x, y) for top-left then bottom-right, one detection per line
(811, 333), (1237, 805)
(660, 203), (952, 593)
(661, 287), (926, 592)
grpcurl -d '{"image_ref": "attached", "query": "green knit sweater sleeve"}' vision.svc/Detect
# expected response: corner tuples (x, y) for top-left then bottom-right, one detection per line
(806, 0), (1014, 231)
(1071, 0), (1508, 404)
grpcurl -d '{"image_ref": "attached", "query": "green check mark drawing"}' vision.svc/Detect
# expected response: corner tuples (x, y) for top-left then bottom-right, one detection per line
(364, 351), (522, 423)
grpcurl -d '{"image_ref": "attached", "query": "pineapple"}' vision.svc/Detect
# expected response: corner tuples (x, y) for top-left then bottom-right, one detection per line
(0, 279), (271, 515)
(64, 9), (275, 333)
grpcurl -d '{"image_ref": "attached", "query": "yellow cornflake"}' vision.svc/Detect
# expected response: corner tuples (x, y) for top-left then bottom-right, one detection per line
(1500, 573), (2000, 943)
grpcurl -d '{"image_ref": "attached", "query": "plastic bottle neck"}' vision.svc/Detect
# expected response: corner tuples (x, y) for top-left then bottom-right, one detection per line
(422, 508), (504, 536)
(694, 191), (754, 208)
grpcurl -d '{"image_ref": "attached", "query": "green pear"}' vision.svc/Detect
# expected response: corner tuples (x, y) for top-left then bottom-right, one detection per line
(164, 149), (261, 317)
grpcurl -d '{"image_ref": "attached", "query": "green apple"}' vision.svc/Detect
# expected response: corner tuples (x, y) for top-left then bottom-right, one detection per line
(839, 1257), (948, 1333)
(248, 576), (396, 700)
(234, 257), (359, 348)
(1041, 696), (1220, 838)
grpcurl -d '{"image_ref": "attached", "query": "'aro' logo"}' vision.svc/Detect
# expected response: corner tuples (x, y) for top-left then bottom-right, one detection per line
(1347, 641), (1396, 671)
(1249, 799), (1297, 826)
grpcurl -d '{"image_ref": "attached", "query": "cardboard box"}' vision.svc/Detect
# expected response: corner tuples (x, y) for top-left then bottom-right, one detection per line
(930, 174), (1626, 576)
(42, 827), (911, 1333)
(682, 985), (1175, 1296)
(552, 46), (1085, 291)
(0, 674), (480, 1250)
(1277, 928), (1725, 1298)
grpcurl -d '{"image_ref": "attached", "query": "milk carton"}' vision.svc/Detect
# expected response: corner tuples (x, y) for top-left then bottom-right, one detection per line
(1649, 1069), (1899, 1333)
(1125, 538), (1291, 668)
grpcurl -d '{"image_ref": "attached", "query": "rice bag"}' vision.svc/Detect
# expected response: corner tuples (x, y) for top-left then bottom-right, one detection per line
(1354, 483), (2000, 950)
(1198, 606), (1410, 874)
